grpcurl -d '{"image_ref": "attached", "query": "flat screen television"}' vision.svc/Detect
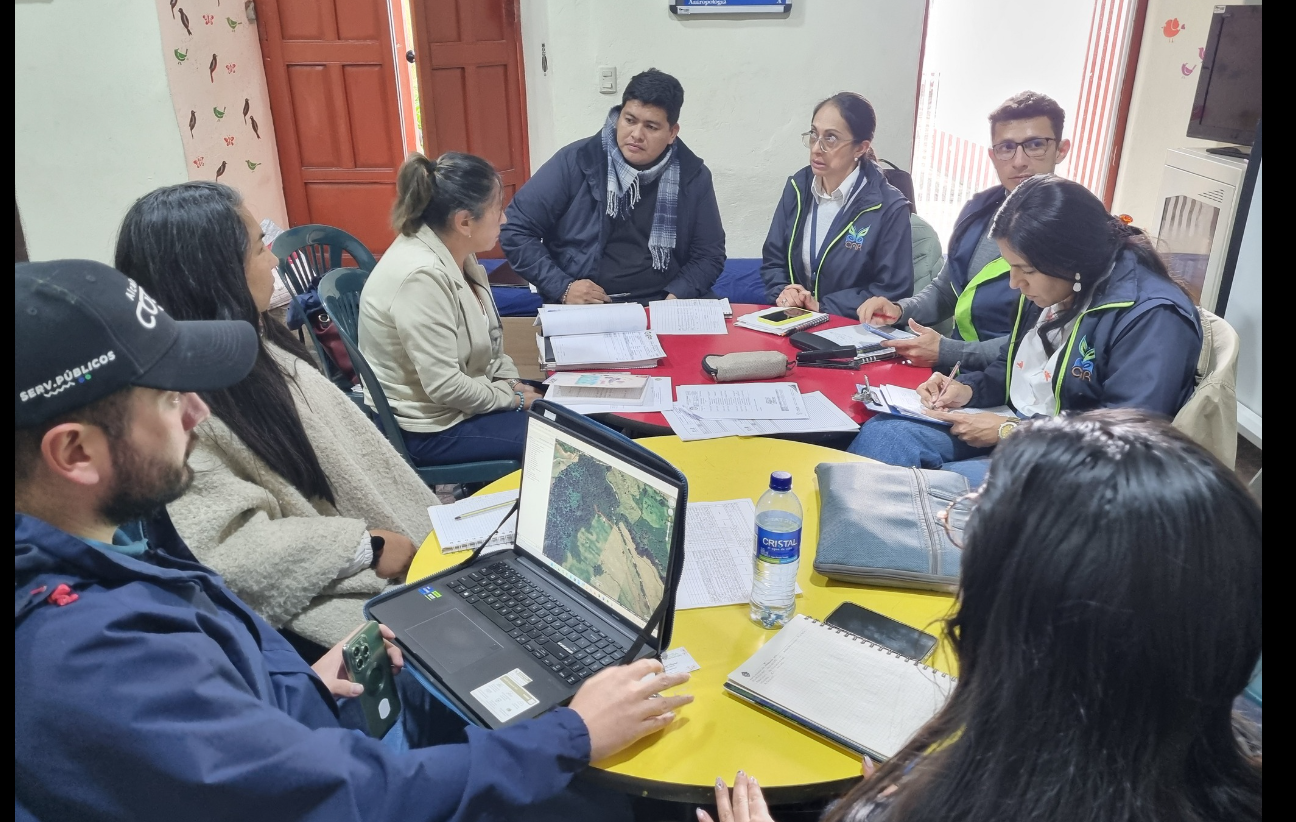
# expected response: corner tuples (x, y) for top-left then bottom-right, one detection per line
(1187, 5), (1261, 145)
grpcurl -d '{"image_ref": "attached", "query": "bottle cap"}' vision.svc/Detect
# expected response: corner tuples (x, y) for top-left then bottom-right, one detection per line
(769, 471), (792, 492)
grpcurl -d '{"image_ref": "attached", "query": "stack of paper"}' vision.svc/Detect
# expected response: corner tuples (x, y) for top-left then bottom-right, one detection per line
(543, 372), (650, 406)
(427, 489), (520, 554)
(813, 324), (890, 351)
(664, 391), (859, 441)
(544, 376), (674, 415)
(859, 383), (1016, 426)
(537, 330), (667, 370)
(734, 306), (831, 336)
(649, 299), (729, 335)
(536, 303), (647, 337)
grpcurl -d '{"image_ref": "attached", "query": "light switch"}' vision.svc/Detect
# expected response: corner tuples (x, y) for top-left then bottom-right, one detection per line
(598, 66), (617, 94)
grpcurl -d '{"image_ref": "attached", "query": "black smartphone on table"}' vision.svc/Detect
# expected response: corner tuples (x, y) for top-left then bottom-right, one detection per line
(759, 306), (815, 324)
(825, 602), (938, 662)
(342, 621), (402, 738)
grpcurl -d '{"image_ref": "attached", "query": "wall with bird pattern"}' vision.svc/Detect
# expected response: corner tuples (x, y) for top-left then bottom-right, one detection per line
(154, 0), (289, 230)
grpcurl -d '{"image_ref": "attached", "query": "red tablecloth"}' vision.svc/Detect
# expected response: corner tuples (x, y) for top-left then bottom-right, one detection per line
(584, 304), (932, 433)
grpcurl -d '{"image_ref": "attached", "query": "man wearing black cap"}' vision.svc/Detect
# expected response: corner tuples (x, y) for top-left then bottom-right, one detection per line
(15, 261), (689, 821)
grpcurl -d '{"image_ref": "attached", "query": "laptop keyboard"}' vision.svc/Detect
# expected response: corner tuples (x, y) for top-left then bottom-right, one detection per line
(447, 562), (628, 686)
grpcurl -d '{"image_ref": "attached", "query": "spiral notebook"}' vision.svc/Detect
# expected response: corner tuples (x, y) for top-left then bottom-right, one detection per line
(724, 614), (955, 759)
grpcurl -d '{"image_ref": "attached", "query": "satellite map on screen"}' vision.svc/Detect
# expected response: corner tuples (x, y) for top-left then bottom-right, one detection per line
(542, 440), (671, 621)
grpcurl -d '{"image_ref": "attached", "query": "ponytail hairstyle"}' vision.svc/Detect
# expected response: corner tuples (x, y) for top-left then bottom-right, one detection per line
(990, 174), (1184, 355)
(813, 92), (878, 144)
(391, 151), (502, 237)
(115, 182), (335, 506)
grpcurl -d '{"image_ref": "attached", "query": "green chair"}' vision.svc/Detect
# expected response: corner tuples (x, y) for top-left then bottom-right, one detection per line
(318, 268), (521, 493)
(272, 225), (378, 390)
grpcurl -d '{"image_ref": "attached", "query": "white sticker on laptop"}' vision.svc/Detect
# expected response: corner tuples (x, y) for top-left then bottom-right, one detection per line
(470, 668), (539, 723)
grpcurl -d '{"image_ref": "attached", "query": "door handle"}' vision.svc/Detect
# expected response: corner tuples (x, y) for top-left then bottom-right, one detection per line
(406, 49), (416, 64)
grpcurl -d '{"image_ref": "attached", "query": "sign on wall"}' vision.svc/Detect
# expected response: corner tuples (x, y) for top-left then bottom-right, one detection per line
(670, 1), (793, 15)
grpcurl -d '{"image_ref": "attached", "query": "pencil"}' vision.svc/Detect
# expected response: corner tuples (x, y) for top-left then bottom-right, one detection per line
(453, 500), (515, 520)
(932, 361), (962, 408)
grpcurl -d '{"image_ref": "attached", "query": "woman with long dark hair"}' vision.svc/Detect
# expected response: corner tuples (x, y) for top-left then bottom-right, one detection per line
(847, 174), (1202, 482)
(705, 409), (1262, 822)
(358, 151), (538, 466)
(759, 92), (914, 318)
(115, 182), (435, 651)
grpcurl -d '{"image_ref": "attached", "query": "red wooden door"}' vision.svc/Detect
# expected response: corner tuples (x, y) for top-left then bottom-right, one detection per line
(409, 0), (530, 258)
(257, 0), (406, 257)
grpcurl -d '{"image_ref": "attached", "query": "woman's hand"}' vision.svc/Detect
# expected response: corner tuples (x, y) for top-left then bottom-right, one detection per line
(369, 529), (417, 579)
(775, 284), (811, 309)
(916, 373), (972, 410)
(857, 296), (902, 327)
(311, 623), (405, 700)
(697, 772), (775, 822)
(925, 410), (1005, 447)
(883, 319), (942, 367)
(519, 384), (544, 410)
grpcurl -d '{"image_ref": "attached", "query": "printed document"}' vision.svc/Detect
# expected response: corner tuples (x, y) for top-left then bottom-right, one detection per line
(676, 382), (808, 420)
(649, 299), (729, 335)
(873, 385), (1015, 425)
(814, 324), (889, 350)
(544, 330), (666, 367)
(545, 377), (674, 415)
(676, 499), (799, 610)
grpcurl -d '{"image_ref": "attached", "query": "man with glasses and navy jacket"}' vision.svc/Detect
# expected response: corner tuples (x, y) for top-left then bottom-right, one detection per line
(857, 91), (1072, 371)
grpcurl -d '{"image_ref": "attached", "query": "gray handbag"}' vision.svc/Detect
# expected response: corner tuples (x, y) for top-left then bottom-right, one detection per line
(813, 461), (972, 592)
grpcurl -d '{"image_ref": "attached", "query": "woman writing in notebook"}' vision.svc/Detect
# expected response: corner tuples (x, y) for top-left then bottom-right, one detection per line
(115, 183), (431, 655)
(758, 93), (915, 318)
(704, 410), (1262, 822)
(845, 174), (1202, 484)
(359, 152), (542, 467)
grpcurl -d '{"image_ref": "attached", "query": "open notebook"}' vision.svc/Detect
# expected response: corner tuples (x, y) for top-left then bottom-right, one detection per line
(725, 614), (955, 759)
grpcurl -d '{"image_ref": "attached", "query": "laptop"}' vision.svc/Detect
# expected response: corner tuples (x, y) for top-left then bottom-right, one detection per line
(366, 401), (687, 729)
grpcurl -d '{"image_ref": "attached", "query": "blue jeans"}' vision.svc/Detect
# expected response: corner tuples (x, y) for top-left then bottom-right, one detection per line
(848, 416), (995, 485)
(359, 671), (631, 821)
(403, 410), (528, 467)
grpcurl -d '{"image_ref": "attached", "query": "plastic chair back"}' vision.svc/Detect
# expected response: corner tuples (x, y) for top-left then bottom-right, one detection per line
(272, 224), (378, 296)
(320, 281), (521, 489)
(317, 267), (369, 344)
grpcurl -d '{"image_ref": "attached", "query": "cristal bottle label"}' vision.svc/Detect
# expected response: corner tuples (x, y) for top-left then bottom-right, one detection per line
(755, 527), (801, 563)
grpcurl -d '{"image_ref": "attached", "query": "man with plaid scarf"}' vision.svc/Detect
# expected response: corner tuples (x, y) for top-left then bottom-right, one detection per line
(501, 68), (726, 305)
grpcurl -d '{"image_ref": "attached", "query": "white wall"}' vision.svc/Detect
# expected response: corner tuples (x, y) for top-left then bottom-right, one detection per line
(16, 0), (189, 263)
(519, 0), (925, 257)
(1110, 0), (1261, 230)
(1224, 161), (1261, 444)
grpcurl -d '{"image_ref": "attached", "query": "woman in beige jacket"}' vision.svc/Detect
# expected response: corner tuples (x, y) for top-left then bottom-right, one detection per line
(359, 152), (543, 466)
(115, 181), (437, 653)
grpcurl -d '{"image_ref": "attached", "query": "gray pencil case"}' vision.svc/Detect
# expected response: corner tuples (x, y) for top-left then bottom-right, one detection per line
(813, 461), (971, 592)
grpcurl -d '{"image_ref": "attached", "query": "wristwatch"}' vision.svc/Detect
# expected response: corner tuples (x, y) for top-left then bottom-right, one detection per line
(504, 378), (520, 391)
(368, 534), (386, 570)
(997, 420), (1019, 440)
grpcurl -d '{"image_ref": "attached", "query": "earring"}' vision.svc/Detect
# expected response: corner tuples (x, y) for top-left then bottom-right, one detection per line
(1073, 272), (1082, 293)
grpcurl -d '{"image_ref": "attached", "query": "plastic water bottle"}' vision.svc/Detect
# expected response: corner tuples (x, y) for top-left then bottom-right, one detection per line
(749, 471), (802, 629)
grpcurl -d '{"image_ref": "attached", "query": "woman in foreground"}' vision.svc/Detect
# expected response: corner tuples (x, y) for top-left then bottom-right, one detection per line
(705, 409), (1262, 822)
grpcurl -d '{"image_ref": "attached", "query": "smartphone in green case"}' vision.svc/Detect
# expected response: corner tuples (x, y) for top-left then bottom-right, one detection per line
(342, 621), (401, 738)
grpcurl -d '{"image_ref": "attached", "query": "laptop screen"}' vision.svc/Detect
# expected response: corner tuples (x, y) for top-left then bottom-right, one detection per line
(514, 415), (679, 629)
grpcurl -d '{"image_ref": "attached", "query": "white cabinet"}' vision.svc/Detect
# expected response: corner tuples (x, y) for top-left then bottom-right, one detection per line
(1154, 148), (1248, 313)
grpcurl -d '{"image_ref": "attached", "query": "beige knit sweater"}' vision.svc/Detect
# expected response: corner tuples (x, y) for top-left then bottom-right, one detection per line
(167, 344), (439, 646)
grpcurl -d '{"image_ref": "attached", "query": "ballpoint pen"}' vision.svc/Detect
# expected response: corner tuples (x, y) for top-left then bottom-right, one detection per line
(931, 361), (962, 409)
(453, 500), (516, 520)
(606, 292), (633, 300)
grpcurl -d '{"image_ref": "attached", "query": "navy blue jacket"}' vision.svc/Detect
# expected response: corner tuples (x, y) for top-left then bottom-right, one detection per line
(15, 513), (590, 822)
(960, 249), (1203, 416)
(759, 161), (913, 318)
(944, 186), (1021, 341)
(500, 132), (726, 303)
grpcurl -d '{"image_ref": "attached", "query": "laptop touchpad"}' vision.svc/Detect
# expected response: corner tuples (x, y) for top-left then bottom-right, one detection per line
(406, 609), (502, 674)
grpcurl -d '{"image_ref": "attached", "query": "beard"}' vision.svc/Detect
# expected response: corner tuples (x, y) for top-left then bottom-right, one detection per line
(98, 433), (198, 525)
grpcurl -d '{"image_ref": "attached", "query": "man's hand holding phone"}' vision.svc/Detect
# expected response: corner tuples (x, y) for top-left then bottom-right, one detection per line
(313, 623), (404, 700)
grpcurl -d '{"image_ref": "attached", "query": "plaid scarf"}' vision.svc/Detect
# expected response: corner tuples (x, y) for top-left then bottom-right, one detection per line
(602, 107), (679, 271)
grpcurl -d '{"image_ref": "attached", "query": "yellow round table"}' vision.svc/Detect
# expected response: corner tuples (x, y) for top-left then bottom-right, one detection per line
(409, 436), (958, 804)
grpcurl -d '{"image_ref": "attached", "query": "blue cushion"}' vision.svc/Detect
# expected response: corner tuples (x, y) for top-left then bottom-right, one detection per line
(487, 258), (767, 317)
(491, 286), (543, 317)
(713, 259), (766, 305)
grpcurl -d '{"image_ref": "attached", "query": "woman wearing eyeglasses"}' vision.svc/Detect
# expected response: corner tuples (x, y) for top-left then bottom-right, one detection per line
(758, 92), (914, 318)
(847, 174), (1203, 485)
(703, 410), (1262, 822)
